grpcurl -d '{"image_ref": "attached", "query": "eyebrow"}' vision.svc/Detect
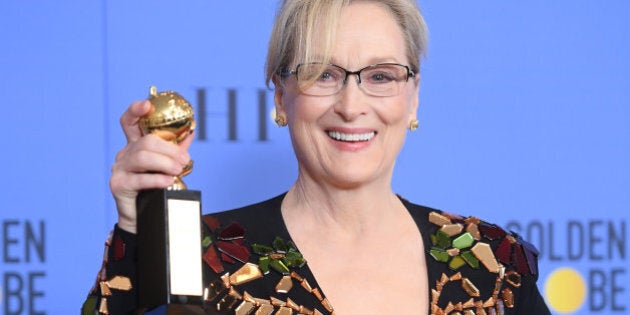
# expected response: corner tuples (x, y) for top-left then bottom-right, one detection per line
(327, 56), (404, 69)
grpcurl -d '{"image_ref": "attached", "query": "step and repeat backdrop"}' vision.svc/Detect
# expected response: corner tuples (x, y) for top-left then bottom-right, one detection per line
(1, 1), (628, 314)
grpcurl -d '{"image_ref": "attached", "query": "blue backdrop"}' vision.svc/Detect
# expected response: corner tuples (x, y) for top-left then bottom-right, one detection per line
(1, 1), (628, 314)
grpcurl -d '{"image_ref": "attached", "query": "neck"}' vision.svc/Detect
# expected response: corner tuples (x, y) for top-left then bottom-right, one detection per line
(281, 173), (403, 241)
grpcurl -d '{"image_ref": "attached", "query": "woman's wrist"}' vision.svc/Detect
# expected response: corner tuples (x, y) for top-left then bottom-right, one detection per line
(116, 219), (136, 234)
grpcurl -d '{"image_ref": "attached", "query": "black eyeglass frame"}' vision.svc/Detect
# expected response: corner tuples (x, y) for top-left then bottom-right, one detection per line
(279, 62), (416, 83)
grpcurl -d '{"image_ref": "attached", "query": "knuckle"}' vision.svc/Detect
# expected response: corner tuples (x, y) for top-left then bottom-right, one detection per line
(114, 148), (127, 162)
(134, 149), (150, 166)
(109, 175), (123, 193)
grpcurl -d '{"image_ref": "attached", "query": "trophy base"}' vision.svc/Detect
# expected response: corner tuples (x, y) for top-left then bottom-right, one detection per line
(136, 189), (204, 310)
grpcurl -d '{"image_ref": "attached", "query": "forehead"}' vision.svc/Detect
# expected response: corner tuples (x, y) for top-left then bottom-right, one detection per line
(331, 2), (407, 66)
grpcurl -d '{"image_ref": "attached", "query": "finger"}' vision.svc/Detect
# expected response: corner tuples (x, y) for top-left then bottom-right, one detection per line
(138, 134), (190, 166)
(111, 172), (175, 196)
(120, 100), (152, 143)
(116, 133), (185, 163)
(179, 130), (195, 152)
(114, 147), (187, 176)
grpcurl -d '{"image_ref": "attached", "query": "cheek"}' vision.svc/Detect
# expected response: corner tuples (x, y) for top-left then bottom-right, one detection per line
(284, 94), (332, 123)
(280, 91), (297, 117)
(398, 87), (419, 121)
(375, 96), (414, 125)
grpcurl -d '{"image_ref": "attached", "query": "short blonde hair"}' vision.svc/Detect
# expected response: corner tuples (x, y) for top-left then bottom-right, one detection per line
(265, 0), (428, 87)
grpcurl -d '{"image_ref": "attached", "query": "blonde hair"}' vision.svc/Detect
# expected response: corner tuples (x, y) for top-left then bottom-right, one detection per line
(265, 0), (428, 87)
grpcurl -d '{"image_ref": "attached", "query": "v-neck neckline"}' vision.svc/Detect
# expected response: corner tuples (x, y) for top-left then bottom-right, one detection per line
(268, 192), (440, 314)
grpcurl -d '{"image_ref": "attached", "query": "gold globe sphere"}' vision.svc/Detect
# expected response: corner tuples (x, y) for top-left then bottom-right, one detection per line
(139, 86), (195, 144)
(139, 86), (195, 190)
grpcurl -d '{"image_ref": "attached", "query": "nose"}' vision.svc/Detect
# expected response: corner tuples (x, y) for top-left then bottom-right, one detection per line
(333, 76), (368, 121)
(346, 71), (361, 84)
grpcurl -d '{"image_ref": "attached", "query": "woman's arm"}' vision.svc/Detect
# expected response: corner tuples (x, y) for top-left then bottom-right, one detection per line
(82, 100), (193, 314)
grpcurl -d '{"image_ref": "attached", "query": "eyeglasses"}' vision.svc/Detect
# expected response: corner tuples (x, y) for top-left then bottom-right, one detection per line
(279, 62), (415, 97)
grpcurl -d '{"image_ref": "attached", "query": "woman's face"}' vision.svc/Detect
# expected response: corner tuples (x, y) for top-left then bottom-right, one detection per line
(275, 2), (419, 189)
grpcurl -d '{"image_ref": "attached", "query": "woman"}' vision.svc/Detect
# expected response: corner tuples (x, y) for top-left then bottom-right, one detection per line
(84, 0), (551, 314)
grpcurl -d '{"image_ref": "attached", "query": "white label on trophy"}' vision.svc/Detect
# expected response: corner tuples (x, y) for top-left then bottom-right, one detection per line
(167, 199), (203, 296)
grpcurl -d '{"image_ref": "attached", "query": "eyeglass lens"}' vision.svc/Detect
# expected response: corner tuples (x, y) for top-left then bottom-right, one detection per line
(295, 63), (410, 97)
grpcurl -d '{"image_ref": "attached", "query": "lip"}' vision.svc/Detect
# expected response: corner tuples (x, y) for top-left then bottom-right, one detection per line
(325, 127), (377, 151)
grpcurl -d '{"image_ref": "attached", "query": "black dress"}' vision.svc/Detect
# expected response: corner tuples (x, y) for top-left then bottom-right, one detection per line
(82, 193), (551, 315)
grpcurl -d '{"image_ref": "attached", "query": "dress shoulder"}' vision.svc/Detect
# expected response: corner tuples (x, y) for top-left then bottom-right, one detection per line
(401, 198), (551, 315)
(427, 210), (541, 277)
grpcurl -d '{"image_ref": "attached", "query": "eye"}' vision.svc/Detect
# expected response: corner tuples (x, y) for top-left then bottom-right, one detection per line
(317, 67), (342, 82)
(367, 71), (396, 83)
(319, 71), (333, 81)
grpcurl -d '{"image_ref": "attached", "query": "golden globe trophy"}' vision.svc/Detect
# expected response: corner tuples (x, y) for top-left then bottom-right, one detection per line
(136, 86), (205, 314)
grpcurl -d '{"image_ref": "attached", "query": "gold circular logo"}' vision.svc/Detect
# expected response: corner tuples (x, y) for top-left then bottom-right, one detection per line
(544, 267), (587, 313)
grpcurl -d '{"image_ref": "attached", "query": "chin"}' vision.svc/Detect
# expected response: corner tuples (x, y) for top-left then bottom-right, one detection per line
(325, 167), (387, 189)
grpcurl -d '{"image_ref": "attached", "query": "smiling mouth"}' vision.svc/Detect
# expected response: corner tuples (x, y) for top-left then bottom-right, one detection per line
(327, 130), (376, 142)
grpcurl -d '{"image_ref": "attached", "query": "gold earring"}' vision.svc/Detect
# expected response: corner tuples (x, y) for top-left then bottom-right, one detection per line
(409, 119), (419, 131)
(271, 107), (288, 127)
(274, 115), (288, 127)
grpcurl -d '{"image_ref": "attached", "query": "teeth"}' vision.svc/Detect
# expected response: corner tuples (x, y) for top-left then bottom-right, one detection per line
(327, 131), (375, 142)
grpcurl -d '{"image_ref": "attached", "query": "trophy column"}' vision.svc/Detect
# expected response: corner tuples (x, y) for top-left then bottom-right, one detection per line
(137, 190), (204, 307)
(136, 86), (205, 313)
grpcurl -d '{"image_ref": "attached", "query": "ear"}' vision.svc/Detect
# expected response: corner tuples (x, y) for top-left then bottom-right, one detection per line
(408, 74), (420, 124)
(272, 75), (288, 118)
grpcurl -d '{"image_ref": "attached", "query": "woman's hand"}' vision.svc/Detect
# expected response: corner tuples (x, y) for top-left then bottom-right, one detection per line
(110, 100), (193, 234)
